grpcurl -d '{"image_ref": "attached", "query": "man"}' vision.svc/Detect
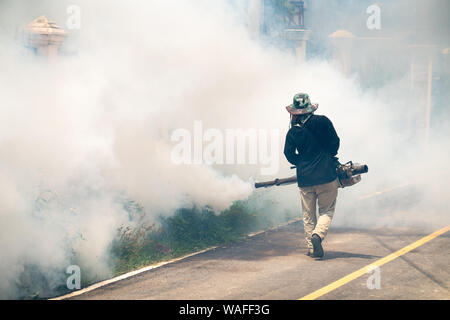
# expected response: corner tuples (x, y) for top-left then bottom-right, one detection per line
(284, 93), (340, 259)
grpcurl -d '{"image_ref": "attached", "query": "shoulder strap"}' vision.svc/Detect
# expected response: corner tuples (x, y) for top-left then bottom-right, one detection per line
(297, 117), (340, 166)
(297, 116), (335, 157)
(294, 115), (324, 149)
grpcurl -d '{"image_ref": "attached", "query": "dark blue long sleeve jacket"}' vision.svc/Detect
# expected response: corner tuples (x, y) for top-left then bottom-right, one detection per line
(284, 114), (340, 187)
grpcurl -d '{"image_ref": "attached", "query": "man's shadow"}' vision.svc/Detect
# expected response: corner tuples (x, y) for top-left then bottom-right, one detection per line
(321, 251), (381, 261)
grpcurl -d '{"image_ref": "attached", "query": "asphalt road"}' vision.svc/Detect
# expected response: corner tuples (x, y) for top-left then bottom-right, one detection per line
(68, 221), (450, 300)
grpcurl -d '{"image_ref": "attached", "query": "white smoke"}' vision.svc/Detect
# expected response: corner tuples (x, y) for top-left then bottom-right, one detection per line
(0, 0), (448, 299)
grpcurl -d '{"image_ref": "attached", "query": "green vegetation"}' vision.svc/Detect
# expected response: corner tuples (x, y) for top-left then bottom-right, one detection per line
(110, 194), (297, 276)
(19, 192), (297, 299)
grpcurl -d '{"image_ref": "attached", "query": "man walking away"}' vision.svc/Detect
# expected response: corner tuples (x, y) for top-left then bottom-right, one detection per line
(283, 93), (340, 259)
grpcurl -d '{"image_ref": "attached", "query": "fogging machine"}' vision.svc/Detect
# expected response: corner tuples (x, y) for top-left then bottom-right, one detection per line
(255, 160), (369, 189)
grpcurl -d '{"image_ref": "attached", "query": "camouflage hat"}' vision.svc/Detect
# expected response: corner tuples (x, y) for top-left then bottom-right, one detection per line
(286, 93), (318, 115)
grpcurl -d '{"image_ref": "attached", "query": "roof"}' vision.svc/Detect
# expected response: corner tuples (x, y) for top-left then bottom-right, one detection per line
(328, 29), (355, 39)
(23, 16), (67, 37)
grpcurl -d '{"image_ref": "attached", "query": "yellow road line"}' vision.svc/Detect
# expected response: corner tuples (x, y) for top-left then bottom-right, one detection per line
(299, 224), (450, 300)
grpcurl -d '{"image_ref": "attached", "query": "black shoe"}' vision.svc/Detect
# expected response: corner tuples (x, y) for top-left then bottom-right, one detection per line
(311, 234), (324, 258)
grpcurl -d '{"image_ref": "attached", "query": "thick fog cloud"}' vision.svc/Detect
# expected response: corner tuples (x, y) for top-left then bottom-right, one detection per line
(0, 0), (448, 298)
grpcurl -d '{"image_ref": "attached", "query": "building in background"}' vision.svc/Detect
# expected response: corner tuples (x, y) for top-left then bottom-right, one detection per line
(258, 0), (312, 63)
(250, 0), (449, 142)
(22, 16), (67, 60)
(7, 0), (449, 141)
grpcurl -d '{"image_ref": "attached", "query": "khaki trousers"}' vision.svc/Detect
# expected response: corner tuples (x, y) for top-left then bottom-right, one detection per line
(299, 179), (339, 251)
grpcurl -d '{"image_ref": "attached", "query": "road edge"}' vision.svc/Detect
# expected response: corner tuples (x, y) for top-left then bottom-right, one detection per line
(50, 217), (301, 300)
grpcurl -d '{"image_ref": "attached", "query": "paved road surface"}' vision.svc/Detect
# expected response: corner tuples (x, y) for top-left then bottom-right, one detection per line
(69, 221), (449, 300)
